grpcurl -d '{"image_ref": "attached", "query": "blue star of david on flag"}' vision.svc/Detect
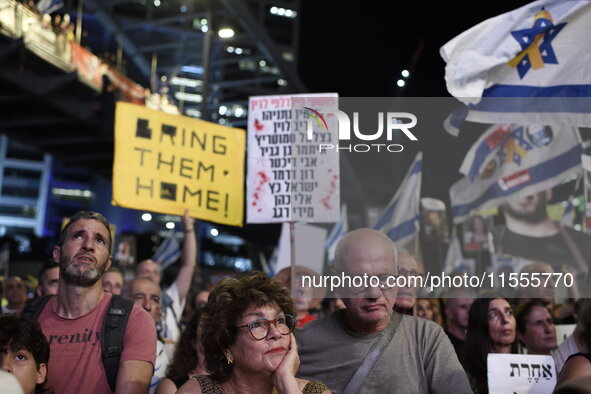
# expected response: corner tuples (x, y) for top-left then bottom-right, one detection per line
(510, 11), (567, 79)
(498, 127), (533, 166)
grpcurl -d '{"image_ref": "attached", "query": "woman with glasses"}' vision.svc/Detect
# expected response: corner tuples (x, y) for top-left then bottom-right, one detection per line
(462, 296), (517, 394)
(176, 271), (330, 394)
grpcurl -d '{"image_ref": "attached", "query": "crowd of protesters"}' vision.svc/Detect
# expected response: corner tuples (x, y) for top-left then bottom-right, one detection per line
(0, 211), (590, 393)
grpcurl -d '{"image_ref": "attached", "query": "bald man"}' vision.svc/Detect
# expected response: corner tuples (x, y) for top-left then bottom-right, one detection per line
(442, 290), (474, 357)
(297, 229), (471, 394)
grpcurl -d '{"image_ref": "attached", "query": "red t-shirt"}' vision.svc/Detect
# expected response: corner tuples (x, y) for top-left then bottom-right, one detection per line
(297, 313), (317, 328)
(38, 292), (156, 394)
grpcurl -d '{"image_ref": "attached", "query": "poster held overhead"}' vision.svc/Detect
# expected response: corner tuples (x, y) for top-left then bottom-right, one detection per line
(113, 102), (245, 226)
(246, 93), (340, 223)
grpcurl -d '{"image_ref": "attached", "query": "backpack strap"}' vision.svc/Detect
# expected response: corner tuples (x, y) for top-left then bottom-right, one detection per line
(22, 295), (54, 320)
(101, 295), (134, 392)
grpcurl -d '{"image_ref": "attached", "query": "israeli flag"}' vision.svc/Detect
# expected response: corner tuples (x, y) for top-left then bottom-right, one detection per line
(374, 152), (422, 247)
(441, 0), (591, 102)
(152, 230), (181, 270)
(325, 204), (348, 265)
(450, 124), (582, 224)
(443, 235), (464, 274)
(441, 0), (591, 133)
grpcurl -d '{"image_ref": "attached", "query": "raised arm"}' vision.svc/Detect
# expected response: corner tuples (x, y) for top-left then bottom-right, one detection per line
(174, 209), (197, 303)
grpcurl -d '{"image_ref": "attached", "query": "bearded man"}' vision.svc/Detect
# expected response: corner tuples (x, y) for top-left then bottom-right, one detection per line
(34, 211), (156, 394)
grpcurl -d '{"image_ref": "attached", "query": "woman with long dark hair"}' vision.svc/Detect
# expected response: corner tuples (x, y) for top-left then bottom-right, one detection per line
(463, 297), (517, 394)
(156, 309), (206, 394)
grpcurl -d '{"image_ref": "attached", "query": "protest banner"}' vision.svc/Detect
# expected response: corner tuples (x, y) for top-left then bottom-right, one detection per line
(450, 124), (582, 224)
(113, 102), (245, 226)
(105, 66), (146, 105)
(71, 41), (104, 91)
(246, 93), (339, 223)
(488, 353), (556, 394)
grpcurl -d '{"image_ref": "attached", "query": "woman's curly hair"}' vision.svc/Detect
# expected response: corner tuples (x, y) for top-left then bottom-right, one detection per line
(200, 271), (296, 382)
(165, 308), (203, 382)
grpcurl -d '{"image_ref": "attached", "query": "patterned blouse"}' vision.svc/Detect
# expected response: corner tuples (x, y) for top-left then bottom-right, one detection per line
(192, 375), (328, 393)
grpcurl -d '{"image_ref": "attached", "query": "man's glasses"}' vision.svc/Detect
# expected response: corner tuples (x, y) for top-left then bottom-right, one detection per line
(237, 314), (296, 340)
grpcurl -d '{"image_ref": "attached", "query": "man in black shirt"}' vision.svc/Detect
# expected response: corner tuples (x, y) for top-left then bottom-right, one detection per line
(493, 190), (590, 276)
(442, 291), (473, 359)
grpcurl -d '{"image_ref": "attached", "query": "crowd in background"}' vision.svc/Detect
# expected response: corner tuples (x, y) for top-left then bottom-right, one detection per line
(0, 211), (590, 394)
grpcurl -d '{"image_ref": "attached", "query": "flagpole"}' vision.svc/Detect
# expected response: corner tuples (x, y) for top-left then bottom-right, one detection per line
(585, 168), (590, 232)
(289, 221), (295, 292)
(75, 0), (83, 44)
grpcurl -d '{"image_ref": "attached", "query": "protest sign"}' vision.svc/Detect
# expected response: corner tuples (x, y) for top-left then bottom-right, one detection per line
(488, 353), (555, 394)
(113, 102), (245, 226)
(247, 93), (339, 223)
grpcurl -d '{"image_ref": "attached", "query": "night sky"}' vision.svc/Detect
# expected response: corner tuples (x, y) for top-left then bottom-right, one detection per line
(293, 1), (542, 215)
(298, 2), (533, 97)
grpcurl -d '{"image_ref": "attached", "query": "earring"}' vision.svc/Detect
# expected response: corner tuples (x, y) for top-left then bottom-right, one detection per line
(225, 352), (233, 365)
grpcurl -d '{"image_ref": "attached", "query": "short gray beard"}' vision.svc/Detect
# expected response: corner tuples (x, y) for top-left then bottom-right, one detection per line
(62, 262), (102, 287)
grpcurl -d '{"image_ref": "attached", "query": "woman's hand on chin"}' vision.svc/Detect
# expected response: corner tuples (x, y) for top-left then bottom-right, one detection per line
(272, 333), (301, 394)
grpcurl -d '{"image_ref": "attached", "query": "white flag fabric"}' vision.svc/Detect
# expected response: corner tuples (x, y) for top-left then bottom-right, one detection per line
(36, 0), (64, 14)
(373, 152), (422, 246)
(268, 222), (291, 276)
(325, 204), (348, 264)
(441, 0), (591, 102)
(451, 124), (582, 223)
(152, 230), (181, 270)
(443, 235), (464, 274)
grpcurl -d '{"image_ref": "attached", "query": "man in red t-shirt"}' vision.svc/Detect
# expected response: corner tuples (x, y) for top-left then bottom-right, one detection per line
(37, 211), (156, 394)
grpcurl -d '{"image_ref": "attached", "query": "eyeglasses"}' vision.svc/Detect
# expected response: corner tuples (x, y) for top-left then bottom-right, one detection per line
(237, 314), (296, 340)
